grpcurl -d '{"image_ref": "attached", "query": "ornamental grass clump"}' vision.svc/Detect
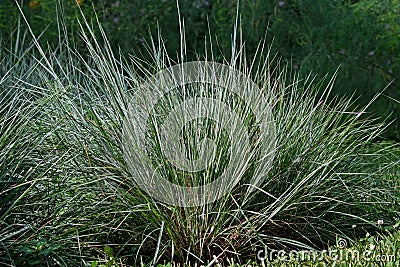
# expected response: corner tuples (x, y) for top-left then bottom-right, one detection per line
(0, 7), (399, 266)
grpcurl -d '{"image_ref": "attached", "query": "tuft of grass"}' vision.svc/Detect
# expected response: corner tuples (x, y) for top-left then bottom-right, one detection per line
(0, 3), (399, 266)
(0, 28), (67, 266)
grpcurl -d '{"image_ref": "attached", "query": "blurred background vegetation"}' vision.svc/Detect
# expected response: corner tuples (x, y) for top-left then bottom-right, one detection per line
(1, 0), (399, 140)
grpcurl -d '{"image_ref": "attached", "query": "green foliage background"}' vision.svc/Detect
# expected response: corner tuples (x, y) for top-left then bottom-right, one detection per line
(1, 0), (399, 139)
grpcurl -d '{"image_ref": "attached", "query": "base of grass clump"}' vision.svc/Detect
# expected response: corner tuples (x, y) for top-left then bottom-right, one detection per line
(1, 4), (400, 266)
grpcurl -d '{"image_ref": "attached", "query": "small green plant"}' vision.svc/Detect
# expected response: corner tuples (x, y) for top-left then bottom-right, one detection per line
(11, 238), (59, 266)
(90, 246), (122, 267)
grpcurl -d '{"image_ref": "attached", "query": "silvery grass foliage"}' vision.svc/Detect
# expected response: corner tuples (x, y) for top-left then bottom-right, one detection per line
(0, 28), (73, 265)
(1, 6), (399, 266)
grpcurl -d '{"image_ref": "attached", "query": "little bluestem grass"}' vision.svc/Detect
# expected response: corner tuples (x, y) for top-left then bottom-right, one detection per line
(0, 3), (399, 266)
